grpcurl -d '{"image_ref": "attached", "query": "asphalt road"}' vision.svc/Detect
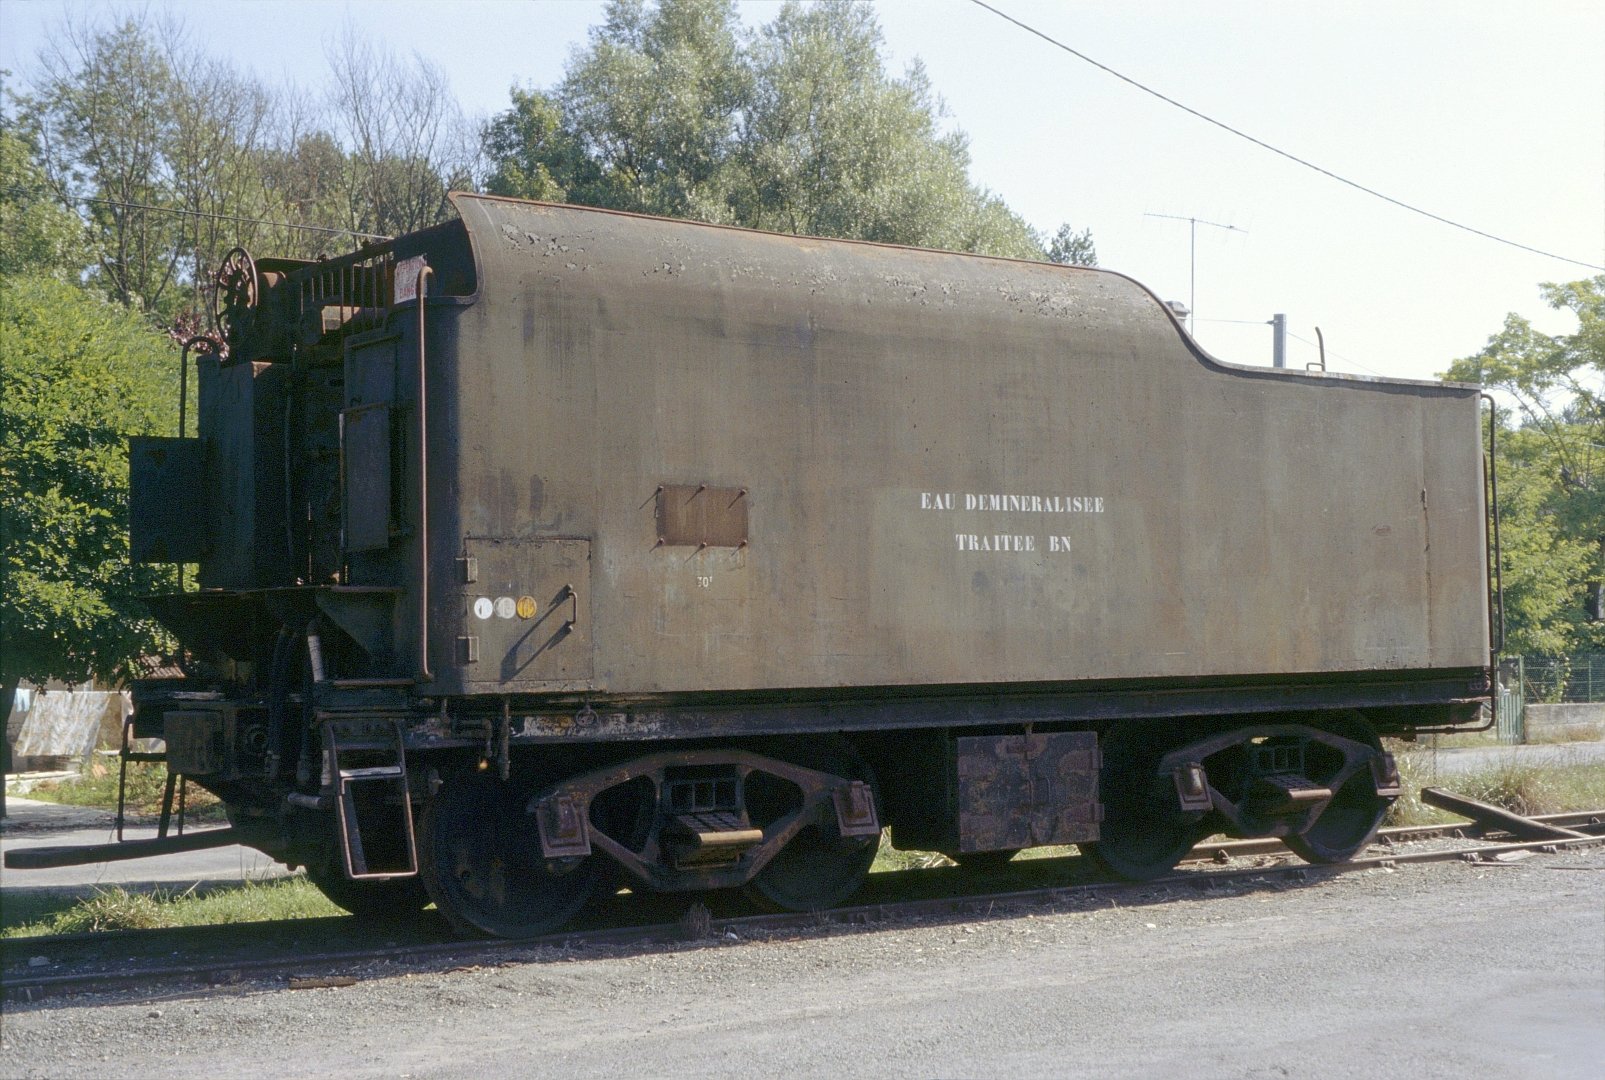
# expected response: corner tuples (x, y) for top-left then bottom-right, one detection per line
(1402, 739), (1605, 778)
(0, 797), (285, 894)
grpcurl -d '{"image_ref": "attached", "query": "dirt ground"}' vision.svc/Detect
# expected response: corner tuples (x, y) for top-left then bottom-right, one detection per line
(3, 846), (1601, 1079)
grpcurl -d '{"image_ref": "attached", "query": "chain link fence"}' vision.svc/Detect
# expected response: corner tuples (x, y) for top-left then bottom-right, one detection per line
(1494, 655), (1605, 744)
(1507, 655), (1605, 704)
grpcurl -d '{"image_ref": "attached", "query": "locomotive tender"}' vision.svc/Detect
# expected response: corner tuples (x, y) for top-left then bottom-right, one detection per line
(11, 195), (1495, 935)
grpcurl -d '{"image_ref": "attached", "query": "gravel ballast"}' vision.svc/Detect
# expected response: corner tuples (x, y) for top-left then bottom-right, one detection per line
(3, 848), (1602, 1079)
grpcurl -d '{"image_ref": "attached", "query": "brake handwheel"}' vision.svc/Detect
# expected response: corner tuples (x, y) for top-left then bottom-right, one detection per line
(213, 247), (259, 340)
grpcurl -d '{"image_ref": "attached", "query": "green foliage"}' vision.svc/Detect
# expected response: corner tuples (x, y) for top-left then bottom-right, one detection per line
(483, 0), (1072, 259)
(0, 276), (178, 689)
(1444, 275), (1605, 656)
(35, 887), (167, 933)
(480, 88), (594, 204)
(1486, 428), (1596, 655)
(14, 14), (472, 316)
(0, 126), (88, 278)
(558, 0), (749, 219)
(1047, 222), (1098, 267)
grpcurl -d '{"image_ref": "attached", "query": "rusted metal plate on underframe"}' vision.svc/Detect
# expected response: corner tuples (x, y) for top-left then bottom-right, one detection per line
(656, 484), (748, 548)
(956, 732), (1100, 852)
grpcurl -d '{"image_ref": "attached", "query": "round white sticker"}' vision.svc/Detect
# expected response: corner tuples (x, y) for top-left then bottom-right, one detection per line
(473, 597), (494, 620)
(495, 596), (517, 619)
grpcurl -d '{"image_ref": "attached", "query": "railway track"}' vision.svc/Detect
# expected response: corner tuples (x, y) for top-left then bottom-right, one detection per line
(7, 810), (1603, 1006)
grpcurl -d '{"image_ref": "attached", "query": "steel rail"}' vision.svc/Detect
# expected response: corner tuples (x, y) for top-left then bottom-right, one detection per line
(12, 812), (1597, 953)
(7, 826), (1601, 1006)
(1178, 810), (1605, 864)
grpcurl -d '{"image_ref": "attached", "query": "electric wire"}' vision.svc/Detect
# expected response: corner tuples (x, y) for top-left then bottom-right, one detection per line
(1, 185), (390, 241)
(967, 0), (1605, 273)
(79, 195), (391, 241)
(1286, 329), (1388, 378)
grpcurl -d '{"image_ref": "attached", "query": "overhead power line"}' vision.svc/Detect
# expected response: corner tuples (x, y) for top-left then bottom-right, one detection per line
(79, 196), (393, 241)
(968, 0), (1605, 272)
(1286, 329), (1387, 378)
(1, 186), (391, 241)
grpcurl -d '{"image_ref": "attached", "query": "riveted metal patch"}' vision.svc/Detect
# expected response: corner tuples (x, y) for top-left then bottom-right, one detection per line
(956, 732), (1101, 852)
(656, 484), (748, 548)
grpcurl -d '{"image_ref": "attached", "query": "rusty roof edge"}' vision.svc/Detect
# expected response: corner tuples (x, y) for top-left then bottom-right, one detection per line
(446, 191), (1478, 397)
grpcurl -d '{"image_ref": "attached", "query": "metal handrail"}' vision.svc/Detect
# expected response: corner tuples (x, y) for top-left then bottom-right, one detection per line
(416, 263), (435, 683)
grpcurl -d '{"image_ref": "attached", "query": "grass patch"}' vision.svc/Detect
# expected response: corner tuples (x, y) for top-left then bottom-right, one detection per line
(870, 834), (949, 873)
(1, 877), (342, 938)
(20, 759), (223, 821)
(1386, 755), (1605, 826)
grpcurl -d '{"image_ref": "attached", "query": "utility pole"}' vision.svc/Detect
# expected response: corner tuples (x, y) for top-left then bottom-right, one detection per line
(1145, 213), (1244, 334)
(1271, 313), (1287, 368)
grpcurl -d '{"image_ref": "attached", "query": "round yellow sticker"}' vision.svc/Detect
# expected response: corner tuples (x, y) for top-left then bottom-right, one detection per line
(516, 595), (538, 619)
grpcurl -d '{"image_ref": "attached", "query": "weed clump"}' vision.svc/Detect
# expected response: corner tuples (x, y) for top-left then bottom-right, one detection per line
(46, 887), (165, 933)
(2, 878), (345, 939)
(1386, 753), (1605, 826)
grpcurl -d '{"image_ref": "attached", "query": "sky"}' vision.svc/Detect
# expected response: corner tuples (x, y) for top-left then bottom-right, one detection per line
(2, 0), (1602, 383)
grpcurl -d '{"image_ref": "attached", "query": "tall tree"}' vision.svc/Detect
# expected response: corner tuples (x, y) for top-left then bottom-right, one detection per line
(481, 87), (594, 204)
(22, 15), (183, 313)
(1046, 222), (1098, 267)
(18, 12), (288, 323)
(0, 125), (88, 279)
(553, 0), (749, 218)
(1444, 275), (1605, 656)
(161, 43), (277, 311)
(326, 28), (474, 239)
(481, 0), (1065, 260)
(0, 275), (178, 724)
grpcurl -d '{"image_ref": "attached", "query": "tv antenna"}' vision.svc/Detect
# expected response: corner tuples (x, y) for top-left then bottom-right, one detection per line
(1145, 213), (1245, 333)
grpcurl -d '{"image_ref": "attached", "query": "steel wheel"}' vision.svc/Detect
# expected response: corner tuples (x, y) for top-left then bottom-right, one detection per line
(1284, 717), (1391, 865)
(743, 736), (881, 912)
(419, 771), (600, 938)
(1083, 724), (1207, 881)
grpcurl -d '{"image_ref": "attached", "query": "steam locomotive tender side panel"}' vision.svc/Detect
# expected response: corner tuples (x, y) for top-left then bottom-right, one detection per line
(435, 195), (1487, 707)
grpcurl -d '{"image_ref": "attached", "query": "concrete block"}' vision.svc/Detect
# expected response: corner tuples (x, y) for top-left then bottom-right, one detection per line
(1524, 702), (1605, 743)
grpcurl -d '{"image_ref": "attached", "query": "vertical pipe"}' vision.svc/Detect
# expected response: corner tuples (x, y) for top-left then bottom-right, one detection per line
(175, 336), (214, 594)
(1481, 393), (1505, 657)
(1271, 314), (1286, 368)
(416, 264), (435, 683)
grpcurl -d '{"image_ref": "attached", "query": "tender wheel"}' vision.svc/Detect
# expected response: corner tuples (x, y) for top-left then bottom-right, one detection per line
(947, 849), (1021, 872)
(742, 736), (881, 912)
(418, 771), (600, 938)
(1284, 717), (1391, 865)
(1083, 724), (1207, 881)
(304, 856), (432, 920)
